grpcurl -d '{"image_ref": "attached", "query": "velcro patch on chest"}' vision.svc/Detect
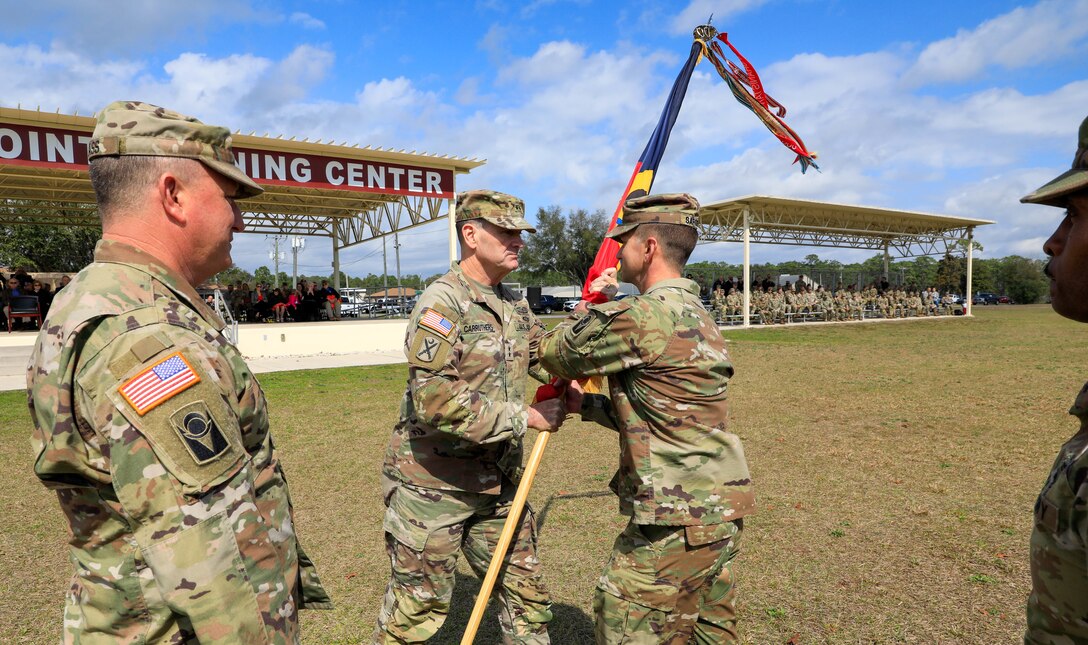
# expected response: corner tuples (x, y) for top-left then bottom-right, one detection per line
(118, 352), (201, 416)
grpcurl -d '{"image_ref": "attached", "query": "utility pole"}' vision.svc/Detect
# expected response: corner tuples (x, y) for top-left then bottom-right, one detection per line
(394, 230), (403, 315)
(382, 236), (389, 311)
(291, 236), (305, 289)
(268, 235), (285, 284)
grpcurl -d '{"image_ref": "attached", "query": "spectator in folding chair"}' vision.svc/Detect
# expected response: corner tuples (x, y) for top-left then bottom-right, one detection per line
(31, 280), (54, 319)
(320, 279), (342, 320)
(3, 275), (30, 330)
(269, 287), (289, 322)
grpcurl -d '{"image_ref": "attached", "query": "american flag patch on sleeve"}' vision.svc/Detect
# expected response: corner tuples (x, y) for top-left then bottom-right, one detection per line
(419, 307), (455, 337)
(118, 352), (201, 416)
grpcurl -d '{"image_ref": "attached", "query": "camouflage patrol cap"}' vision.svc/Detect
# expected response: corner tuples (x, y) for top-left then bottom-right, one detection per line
(606, 193), (700, 239)
(456, 189), (536, 233)
(1021, 114), (1088, 207)
(87, 101), (263, 199)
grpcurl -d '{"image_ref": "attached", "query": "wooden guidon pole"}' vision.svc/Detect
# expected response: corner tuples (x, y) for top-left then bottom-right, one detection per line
(460, 429), (553, 644)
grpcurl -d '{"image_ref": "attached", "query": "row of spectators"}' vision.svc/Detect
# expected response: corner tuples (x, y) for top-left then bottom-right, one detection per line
(709, 283), (964, 324)
(705, 274), (907, 296)
(221, 278), (342, 323)
(1, 268), (72, 330)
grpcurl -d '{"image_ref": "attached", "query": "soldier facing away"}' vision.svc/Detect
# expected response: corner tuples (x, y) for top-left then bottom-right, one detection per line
(374, 190), (566, 644)
(26, 101), (331, 643)
(539, 193), (754, 643)
(1022, 114), (1088, 644)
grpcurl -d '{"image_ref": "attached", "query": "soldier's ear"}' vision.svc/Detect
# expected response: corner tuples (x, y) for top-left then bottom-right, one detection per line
(642, 234), (660, 262)
(460, 221), (481, 251)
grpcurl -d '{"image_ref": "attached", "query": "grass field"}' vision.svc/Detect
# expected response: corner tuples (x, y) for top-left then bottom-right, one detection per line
(2, 305), (1085, 643)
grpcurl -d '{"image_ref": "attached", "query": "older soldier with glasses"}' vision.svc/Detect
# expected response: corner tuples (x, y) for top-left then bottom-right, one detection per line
(26, 101), (331, 644)
(539, 193), (754, 643)
(373, 189), (566, 644)
(1022, 114), (1088, 645)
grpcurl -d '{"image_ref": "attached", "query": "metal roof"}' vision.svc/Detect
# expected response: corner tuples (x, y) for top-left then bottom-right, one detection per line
(0, 106), (485, 248)
(699, 195), (994, 257)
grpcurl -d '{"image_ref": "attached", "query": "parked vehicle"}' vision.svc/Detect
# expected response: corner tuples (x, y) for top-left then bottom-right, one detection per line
(998, 295), (1012, 304)
(973, 292), (1000, 305)
(563, 299), (580, 311)
(531, 294), (561, 314)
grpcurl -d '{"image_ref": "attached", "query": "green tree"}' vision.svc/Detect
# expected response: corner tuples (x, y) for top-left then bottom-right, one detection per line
(518, 206), (608, 286)
(564, 208), (608, 286)
(901, 256), (938, 288)
(998, 256), (1048, 304)
(969, 258), (998, 293)
(518, 206), (565, 278)
(935, 253), (965, 293)
(253, 266), (274, 285)
(0, 205), (101, 271)
(213, 266), (254, 286)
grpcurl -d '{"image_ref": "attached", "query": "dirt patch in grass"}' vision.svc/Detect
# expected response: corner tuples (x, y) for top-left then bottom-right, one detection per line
(1, 305), (1082, 643)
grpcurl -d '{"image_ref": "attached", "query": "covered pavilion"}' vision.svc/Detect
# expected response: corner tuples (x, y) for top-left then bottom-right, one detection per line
(0, 106), (484, 289)
(698, 195), (994, 326)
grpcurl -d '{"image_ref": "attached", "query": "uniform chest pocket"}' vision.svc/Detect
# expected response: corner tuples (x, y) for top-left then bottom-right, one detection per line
(1036, 464), (1076, 536)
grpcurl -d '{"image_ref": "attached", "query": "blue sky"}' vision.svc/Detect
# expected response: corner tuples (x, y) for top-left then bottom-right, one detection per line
(2, 0), (1086, 279)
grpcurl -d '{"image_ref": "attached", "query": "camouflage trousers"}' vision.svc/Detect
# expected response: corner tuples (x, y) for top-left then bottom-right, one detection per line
(594, 519), (743, 645)
(373, 475), (552, 644)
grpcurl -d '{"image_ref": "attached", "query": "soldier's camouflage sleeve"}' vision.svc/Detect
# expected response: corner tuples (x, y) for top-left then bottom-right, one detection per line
(73, 322), (312, 643)
(539, 302), (665, 381)
(526, 309), (551, 384)
(404, 289), (528, 444)
(579, 393), (620, 432)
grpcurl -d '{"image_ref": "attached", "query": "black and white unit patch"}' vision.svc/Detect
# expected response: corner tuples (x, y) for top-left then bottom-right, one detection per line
(170, 402), (230, 464)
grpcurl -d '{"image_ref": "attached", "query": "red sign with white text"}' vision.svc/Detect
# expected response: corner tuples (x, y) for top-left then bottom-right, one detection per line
(0, 121), (454, 197)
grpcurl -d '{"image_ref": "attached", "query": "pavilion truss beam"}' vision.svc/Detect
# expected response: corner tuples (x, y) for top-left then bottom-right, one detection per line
(334, 195), (447, 249)
(698, 204), (972, 258)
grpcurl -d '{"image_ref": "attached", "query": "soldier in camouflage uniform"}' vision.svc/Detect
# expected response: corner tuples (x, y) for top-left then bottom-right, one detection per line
(26, 101), (331, 644)
(725, 288), (741, 321)
(539, 194), (755, 644)
(374, 190), (566, 644)
(1022, 114), (1088, 644)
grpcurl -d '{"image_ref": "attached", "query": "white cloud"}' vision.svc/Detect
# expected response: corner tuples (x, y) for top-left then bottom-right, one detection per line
(906, 0), (1088, 84)
(241, 45), (335, 115)
(289, 12), (326, 30)
(669, 0), (770, 36)
(0, 43), (148, 115)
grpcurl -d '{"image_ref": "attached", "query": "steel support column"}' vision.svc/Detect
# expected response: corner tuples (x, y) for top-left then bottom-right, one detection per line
(331, 227), (341, 289)
(965, 227), (974, 317)
(742, 206), (751, 328)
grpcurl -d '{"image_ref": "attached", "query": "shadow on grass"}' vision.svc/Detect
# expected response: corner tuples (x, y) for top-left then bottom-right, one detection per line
(428, 573), (594, 644)
(535, 490), (612, 530)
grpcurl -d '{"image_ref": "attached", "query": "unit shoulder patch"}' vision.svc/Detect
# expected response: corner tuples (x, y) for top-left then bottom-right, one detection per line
(170, 401), (232, 465)
(409, 331), (451, 369)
